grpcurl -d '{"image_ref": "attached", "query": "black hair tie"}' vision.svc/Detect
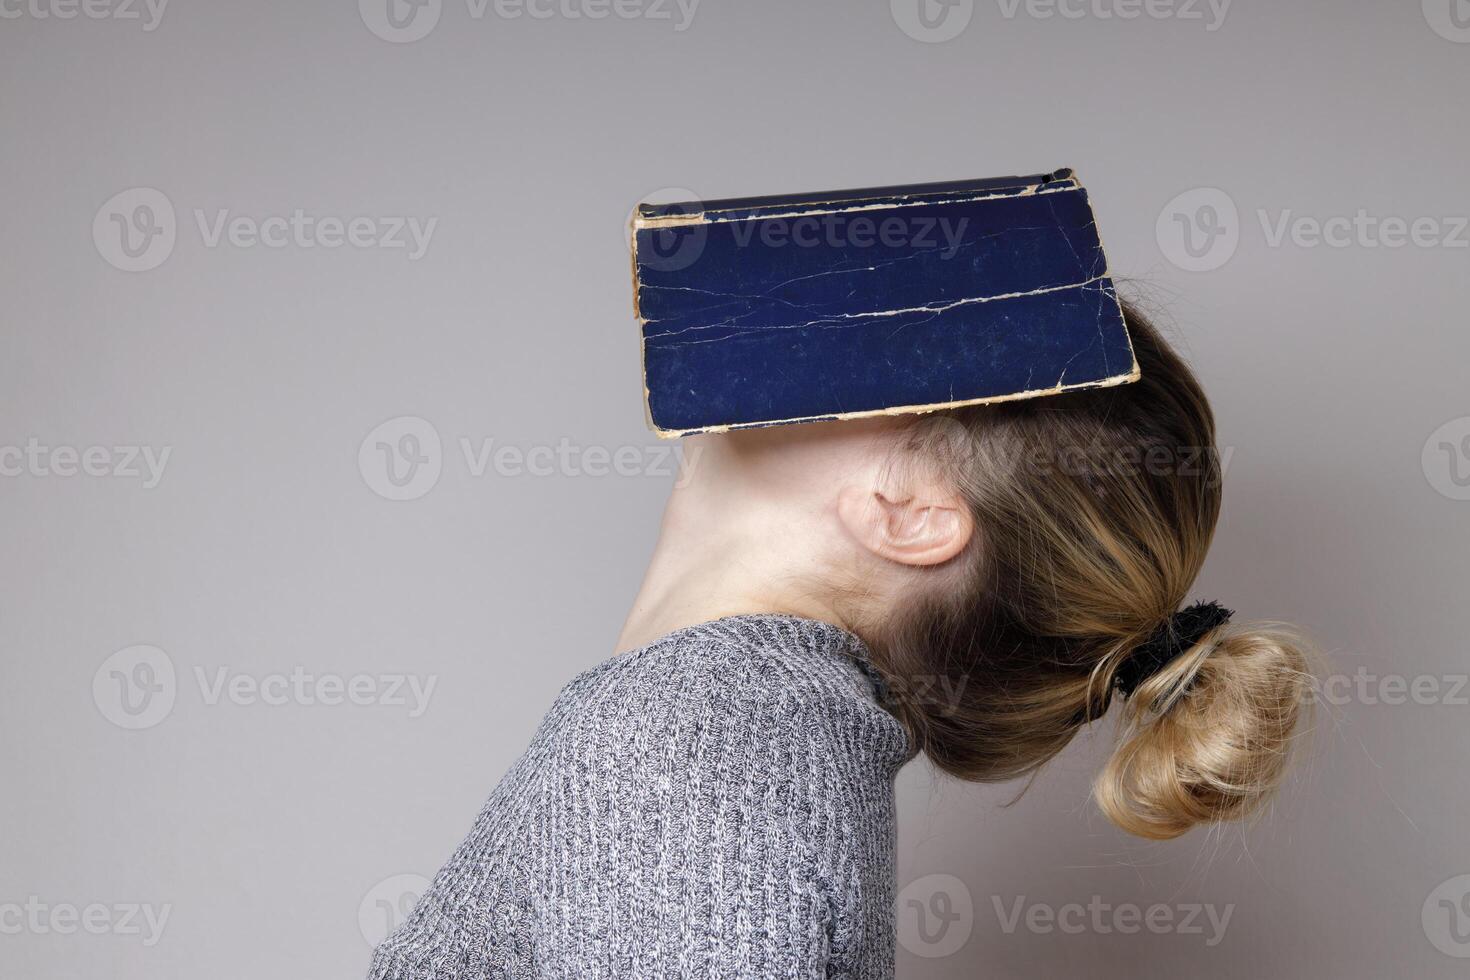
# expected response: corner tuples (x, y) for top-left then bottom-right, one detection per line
(1114, 600), (1234, 699)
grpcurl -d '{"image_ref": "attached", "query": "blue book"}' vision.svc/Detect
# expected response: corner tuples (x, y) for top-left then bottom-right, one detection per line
(630, 169), (1136, 437)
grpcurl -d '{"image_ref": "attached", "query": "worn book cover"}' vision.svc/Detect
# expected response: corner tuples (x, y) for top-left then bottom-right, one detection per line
(630, 169), (1137, 437)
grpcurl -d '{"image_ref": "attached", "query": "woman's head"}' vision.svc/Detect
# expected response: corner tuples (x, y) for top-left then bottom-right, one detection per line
(845, 302), (1311, 839)
(663, 302), (1310, 839)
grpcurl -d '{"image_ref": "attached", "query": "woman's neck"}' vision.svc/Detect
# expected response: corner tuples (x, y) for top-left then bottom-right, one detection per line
(614, 439), (846, 653)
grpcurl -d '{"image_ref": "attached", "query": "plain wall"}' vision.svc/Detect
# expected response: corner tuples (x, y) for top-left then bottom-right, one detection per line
(2, 0), (1468, 976)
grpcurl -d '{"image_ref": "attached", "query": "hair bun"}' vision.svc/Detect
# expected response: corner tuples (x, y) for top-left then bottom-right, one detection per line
(1096, 624), (1312, 840)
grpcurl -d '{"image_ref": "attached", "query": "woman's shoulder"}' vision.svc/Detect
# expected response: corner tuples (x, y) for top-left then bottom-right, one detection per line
(508, 618), (909, 974)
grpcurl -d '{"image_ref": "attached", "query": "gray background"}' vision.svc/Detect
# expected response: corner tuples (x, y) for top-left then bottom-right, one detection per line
(3, 0), (1468, 976)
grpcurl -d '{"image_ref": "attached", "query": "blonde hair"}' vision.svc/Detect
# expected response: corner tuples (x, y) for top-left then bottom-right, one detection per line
(866, 303), (1312, 840)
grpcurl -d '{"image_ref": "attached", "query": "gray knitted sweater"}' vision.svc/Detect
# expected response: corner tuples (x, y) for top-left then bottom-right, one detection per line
(367, 615), (912, 979)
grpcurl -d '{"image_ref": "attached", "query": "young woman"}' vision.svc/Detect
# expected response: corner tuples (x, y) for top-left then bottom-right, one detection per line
(366, 304), (1311, 978)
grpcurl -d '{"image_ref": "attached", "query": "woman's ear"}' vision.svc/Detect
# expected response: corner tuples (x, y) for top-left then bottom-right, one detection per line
(836, 475), (974, 568)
